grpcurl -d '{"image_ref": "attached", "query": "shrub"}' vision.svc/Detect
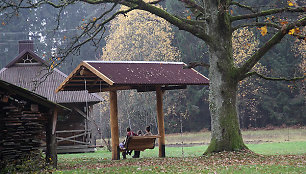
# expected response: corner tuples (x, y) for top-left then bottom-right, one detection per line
(0, 151), (54, 174)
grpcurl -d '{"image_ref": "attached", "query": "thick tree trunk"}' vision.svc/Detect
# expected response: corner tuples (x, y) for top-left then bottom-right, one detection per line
(206, 65), (247, 153)
(205, 46), (247, 153)
(204, 1), (247, 153)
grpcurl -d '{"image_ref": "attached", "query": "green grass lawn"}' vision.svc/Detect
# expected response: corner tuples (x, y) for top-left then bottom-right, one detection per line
(247, 141), (306, 155)
(159, 127), (306, 145)
(58, 141), (306, 160)
(98, 127), (305, 147)
(6, 128), (303, 173)
(55, 141), (306, 173)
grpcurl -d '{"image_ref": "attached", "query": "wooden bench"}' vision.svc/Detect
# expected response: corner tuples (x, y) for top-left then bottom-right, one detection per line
(120, 135), (160, 159)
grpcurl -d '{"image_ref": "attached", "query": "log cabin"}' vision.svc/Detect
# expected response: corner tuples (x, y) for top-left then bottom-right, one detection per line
(0, 41), (103, 153)
(0, 79), (69, 167)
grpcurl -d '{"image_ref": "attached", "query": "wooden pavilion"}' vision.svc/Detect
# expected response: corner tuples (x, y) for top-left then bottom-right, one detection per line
(0, 41), (103, 153)
(0, 79), (69, 167)
(56, 61), (209, 160)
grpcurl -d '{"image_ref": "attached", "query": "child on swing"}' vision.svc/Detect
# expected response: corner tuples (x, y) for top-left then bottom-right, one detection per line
(144, 126), (153, 136)
(119, 127), (137, 155)
(132, 126), (152, 158)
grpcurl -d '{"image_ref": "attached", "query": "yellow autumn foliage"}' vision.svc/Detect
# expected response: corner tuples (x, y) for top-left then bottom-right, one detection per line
(292, 26), (305, 65)
(291, 26), (305, 95)
(233, 27), (268, 124)
(287, 0), (298, 7)
(288, 1), (294, 6)
(259, 26), (267, 36)
(99, 4), (184, 130)
(233, 28), (262, 69)
(101, 5), (180, 62)
(288, 28), (300, 35)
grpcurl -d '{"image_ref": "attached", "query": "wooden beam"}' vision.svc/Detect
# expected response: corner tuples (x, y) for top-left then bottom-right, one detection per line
(56, 129), (86, 133)
(66, 79), (106, 82)
(109, 90), (120, 160)
(156, 86), (165, 157)
(57, 137), (89, 145)
(56, 132), (87, 141)
(88, 85), (132, 93)
(70, 85), (187, 93)
(74, 107), (88, 120)
(56, 61), (114, 93)
(136, 85), (187, 92)
(83, 62), (115, 85)
(65, 82), (98, 85)
(51, 108), (58, 167)
(136, 86), (156, 92)
(80, 68), (94, 76)
(88, 106), (95, 146)
(55, 86), (84, 91)
(46, 108), (58, 168)
(162, 85), (187, 91)
(63, 84), (96, 87)
(55, 63), (85, 92)
(73, 75), (100, 78)
(52, 108), (58, 135)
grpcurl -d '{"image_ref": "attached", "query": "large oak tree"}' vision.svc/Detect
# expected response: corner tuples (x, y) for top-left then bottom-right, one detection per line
(1, 0), (305, 153)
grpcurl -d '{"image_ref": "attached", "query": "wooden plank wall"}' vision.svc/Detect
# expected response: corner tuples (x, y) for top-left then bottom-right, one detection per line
(0, 105), (47, 163)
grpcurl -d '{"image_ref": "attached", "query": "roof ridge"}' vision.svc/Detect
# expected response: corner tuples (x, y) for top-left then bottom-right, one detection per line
(5, 49), (49, 68)
(84, 60), (185, 64)
(53, 68), (68, 78)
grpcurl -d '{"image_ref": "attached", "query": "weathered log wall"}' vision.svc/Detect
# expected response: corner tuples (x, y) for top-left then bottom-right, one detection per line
(0, 105), (47, 162)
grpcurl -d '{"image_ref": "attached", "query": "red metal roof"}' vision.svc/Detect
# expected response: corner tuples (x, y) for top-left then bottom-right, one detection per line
(56, 61), (209, 93)
(85, 61), (209, 85)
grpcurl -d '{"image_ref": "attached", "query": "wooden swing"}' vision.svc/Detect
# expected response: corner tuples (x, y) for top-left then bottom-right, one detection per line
(120, 135), (161, 159)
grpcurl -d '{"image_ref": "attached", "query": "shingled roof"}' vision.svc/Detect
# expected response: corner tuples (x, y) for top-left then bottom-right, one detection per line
(56, 61), (209, 93)
(0, 79), (69, 111)
(0, 41), (102, 104)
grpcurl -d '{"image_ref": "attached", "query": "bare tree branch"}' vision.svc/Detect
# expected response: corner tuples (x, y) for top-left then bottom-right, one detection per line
(238, 16), (306, 80)
(149, 0), (164, 5)
(1, 0), (213, 48)
(54, 6), (65, 30)
(232, 22), (281, 31)
(245, 71), (305, 82)
(230, 1), (256, 13)
(1, 0), (72, 9)
(80, 0), (134, 7)
(54, 3), (127, 66)
(133, 0), (212, 45)
(231, 6), (306, 21)
(179, 0), (205, 17)
(0, 0), (78, 20)
(174, 15), (206, 25)
(58, 0), (210, 61)
(183, 62), (210, 69)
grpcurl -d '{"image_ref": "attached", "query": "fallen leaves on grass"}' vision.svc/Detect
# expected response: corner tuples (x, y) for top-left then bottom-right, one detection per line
(57, 150), (305, 173)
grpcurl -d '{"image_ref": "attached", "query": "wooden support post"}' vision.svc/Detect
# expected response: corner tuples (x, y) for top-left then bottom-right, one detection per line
(156, 86), (165, 157)
(46, 108), (58, 168)
(110, 90), (120, 160)
(52, 108), (58, 135)
(88, 106), (95, 146)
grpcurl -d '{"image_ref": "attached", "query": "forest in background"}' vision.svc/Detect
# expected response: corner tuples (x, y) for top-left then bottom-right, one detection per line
(0, 0), (304, 137)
